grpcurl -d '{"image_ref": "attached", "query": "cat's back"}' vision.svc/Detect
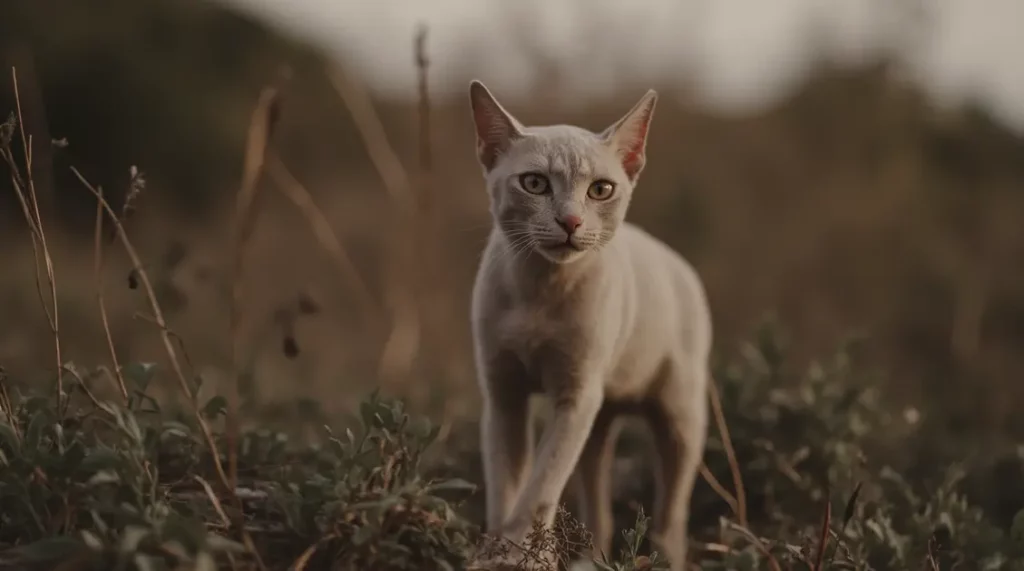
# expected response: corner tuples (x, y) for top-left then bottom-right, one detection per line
(615, 221), (711, 346)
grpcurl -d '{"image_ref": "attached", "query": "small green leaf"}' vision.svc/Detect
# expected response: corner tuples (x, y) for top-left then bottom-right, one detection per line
(202, 396), (227, 420)
(122, 362), (158, 392)
(81, 530), (104, 551)
(118, 525), (150, 554)
(79, 448), (125, 477)
(205, 533), (247, 553)
(352, 525), (374, 545)
(426, 478), (477, 494)
(25, 408), (53, 450)
(1011, 509), (1024, 543)
(88, 469), (121, 486)
(16, 536), (86, 564)
(0, 422), (19, 452)
(133, 553), (159, 571)
(195, 551), (217, 571)
(360, 400), (376, 429)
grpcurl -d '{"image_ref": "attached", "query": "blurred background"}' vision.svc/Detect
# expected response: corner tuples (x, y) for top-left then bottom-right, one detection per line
(1, 0), (1023, 449)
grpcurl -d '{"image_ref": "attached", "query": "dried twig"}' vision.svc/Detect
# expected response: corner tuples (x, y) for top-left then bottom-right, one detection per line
(812, 493), (832, 571)
(722, 520), (783, 571)
(265, 152), (377, 320)
(326, 65), (413, 207)
(289, 532), (338, 571)
(70, 166), (267, 571)
(92, 185), (128, 401)
(706, 377), (748, 527)
(699, 463), (740, 518)
(2, 67), (62, 405)
(327, 62), (420, 385)
(231, 85), (278, 493)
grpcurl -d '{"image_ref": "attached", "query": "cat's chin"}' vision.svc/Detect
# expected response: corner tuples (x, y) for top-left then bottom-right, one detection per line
(536, 243), (588, 264)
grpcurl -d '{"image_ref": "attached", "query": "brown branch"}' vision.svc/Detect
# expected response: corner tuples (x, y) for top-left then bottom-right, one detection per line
(327, 62), (422, 386)
(3, 66), (62, 405)
(93, 185), (128, 401)
(706, 377), (748, 528)
(721, 520), (783, 571)
(230, 85), (278, 495)
(264, 152), (378, 320)
(326, 65), (413, 208)
(812, 493), (832, 571)
(70, 166), (266, 571)
(699, 463), (739, 518)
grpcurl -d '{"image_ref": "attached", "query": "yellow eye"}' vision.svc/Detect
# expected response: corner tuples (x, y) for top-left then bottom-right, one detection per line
(518, 173), (550, 194)
(587, 180), (615, 200)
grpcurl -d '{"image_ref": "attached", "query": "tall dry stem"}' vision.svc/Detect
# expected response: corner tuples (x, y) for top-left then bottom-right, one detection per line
(92, 185), (129, 401)
(326, 62), (420, 387)
(265, 151), (377, 319)
(230, 85), (279, 492)
(71, 166), (267, 570)
(706, 377), (748, 528)
(1, 66), (63, 406)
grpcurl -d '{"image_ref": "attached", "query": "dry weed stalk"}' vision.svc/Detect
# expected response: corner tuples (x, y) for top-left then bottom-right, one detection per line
(412, 25), (463, 426)
(230, 85), (278, 492)
(92, 185), (129, 401)
(1, 66), (63, 405)
(265, 151), (377, 319)
(70, 166), (267, 570)
(326, 61), (421, 386)
(720, 520), (784, 571)
(705, 377), (748, 528)
(812, 492), (832, 571)
(415, 25), (433, 190)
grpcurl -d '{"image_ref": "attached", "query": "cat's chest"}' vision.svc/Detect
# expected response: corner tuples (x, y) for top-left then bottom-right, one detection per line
(494, 303), (590, 364)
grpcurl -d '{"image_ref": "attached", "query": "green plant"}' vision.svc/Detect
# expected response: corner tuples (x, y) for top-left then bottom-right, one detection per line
(0, 368), (477, 571)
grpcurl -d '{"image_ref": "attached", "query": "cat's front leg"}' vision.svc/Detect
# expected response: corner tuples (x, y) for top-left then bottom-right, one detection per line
(502, 379), (604, 543)
(478, 351), (535, 534)
(481, 388), (533, 533)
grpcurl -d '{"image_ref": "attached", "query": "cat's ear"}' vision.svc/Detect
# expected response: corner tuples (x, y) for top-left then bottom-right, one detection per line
(602, 89), (657, 182)
(469, 80), (524, 171)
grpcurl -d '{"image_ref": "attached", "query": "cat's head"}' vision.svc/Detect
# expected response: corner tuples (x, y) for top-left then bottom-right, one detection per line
(468, 80), (657, 264)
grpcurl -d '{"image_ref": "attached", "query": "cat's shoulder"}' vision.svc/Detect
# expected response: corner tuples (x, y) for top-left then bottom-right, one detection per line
(618, 221), (677, 256)
(617, 222), (702, 280)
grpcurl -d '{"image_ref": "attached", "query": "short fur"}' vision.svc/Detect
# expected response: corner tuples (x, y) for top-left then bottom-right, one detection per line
(468, 80), (711, 570)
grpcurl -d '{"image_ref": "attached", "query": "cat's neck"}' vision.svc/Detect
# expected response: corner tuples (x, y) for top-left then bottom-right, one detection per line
(492, 228), (601, 296)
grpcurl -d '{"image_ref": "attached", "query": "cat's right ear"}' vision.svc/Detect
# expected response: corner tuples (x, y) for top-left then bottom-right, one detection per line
(469, 80), (523, 171)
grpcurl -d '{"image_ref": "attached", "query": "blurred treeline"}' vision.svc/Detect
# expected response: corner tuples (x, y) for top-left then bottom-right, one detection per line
(2, 0), (1024, 448)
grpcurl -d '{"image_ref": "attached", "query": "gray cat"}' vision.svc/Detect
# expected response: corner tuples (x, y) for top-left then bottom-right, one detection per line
(468, 80), (711, 571)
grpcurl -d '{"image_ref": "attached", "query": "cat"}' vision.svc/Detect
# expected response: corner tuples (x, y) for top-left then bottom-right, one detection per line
(468, 79), (712, 571)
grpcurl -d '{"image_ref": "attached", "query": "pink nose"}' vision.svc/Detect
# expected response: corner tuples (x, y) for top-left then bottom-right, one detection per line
(557, 214), (583, 235)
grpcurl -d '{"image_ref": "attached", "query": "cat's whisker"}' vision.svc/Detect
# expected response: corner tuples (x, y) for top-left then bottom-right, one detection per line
(504, 234), (538, 261)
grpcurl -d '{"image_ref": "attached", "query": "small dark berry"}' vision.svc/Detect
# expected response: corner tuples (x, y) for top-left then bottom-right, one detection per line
(297, 293), (320, 315)
(283, 335), (299, 359)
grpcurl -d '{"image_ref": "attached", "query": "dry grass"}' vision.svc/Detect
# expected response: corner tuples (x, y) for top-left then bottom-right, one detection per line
(4, 9), (1024, 570)
(0, 32), (756, 567)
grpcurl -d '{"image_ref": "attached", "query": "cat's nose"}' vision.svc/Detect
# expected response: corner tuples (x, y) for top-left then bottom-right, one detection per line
(556, 214), (583, 235)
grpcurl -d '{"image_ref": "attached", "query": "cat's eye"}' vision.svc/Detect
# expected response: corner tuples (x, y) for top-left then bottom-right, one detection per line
(587, 180), (616, 201)
(518, 173), (550, 195)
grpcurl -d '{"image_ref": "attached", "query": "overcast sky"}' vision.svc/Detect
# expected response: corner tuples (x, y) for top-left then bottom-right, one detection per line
(221, 0), (1024, 130)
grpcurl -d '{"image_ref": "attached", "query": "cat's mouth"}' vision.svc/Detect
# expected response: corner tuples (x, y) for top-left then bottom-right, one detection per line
(542, 238), (584, 253)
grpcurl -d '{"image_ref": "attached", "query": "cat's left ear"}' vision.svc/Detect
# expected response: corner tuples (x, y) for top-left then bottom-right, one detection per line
(469, 80), (524, 172)
(602, 89), (657, 182)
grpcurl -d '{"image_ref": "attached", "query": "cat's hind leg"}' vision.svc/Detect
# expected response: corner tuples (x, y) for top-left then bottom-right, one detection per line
(644, 357), (709, 571)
